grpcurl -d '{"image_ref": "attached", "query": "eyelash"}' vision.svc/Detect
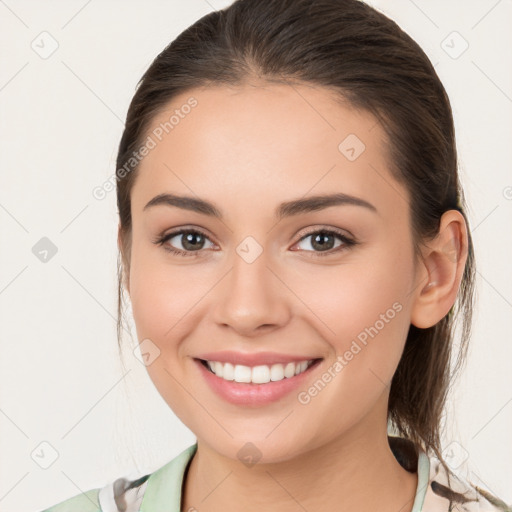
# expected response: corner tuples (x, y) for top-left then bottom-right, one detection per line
(152, 227), (358, 259)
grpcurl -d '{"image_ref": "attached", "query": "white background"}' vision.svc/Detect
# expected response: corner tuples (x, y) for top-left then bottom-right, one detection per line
(0, 1), (511, 510)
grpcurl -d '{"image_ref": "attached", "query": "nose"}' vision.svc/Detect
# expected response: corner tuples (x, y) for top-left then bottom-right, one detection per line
(211, 246), (291, 337)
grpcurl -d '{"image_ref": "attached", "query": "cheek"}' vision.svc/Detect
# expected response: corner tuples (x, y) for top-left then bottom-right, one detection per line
(288, 276), (410, 433)
(128, 240), (213, 349)
(302, 247), (413, 386)
(127, 245), (209, 418)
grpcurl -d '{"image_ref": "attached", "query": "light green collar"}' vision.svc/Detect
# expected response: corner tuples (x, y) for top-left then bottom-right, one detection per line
(140, 443), (198, 511)
(412, 451), (431, 512)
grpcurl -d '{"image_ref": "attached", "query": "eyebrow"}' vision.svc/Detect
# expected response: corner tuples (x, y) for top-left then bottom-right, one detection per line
(143, 192), (378, 220)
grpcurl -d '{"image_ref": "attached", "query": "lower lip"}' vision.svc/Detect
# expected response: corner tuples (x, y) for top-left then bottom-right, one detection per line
(194, 358), (322, 407)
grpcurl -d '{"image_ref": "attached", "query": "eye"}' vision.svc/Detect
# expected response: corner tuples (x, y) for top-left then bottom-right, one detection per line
(152, 226), (357, 258)
(152, 228), (215, 257)
(291, 228), (357, 257)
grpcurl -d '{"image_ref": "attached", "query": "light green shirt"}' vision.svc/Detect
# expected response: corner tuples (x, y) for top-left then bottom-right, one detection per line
(40, 439), (511, 511)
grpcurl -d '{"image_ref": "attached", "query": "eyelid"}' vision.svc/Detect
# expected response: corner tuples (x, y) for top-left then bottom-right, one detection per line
(294, 224), (355, 241)
(290, 226), (357, 257)
(156, 225), (217, 244)
(154, 226), (217, 252)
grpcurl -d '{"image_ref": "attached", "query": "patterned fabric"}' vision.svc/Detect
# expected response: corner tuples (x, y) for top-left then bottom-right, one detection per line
(97, 473), (150, 512)
(40, 436), (511, 511)
(388, 436), (512, 512)
(423, 457), (511, 511)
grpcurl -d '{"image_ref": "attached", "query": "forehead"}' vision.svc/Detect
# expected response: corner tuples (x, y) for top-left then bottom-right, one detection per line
(131, 82), (409, 220)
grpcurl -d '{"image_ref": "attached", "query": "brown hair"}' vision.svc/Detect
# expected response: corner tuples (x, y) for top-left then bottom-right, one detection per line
(116, 0), (475, 476)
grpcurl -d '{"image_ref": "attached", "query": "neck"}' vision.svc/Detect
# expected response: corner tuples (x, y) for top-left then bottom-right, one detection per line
(181, 419), (419, 512)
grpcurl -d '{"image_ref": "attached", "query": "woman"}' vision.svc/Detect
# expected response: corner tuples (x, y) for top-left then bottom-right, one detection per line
(41, 0), (510, 510)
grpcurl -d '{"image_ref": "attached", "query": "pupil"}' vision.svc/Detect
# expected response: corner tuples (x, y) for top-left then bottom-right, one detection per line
(312, 233), (334, 251)
(183, 232), (203, 250)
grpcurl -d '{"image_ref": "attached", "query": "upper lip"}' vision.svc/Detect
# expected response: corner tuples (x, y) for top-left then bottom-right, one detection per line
(194, 351), (322, 367)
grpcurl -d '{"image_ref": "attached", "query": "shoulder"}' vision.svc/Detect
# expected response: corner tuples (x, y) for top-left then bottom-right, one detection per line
(423, 452), (511, 512)
(39, 472), (153, 512)
(40, 487), (101, 512)
(41, 443), (198, 512)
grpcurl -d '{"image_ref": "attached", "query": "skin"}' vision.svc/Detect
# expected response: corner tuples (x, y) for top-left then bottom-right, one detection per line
(119, 81), (468, 512)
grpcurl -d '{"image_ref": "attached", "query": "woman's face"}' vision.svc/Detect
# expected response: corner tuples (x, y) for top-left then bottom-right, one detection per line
(125, 82), (425, 462)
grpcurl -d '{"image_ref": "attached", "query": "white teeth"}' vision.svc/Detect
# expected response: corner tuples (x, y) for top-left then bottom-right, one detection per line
(284, 362), (296, 378)
(234, 364), (252, 383)
(253, 365), (271, 384)
(213, 361), (224, 377)
(204, 359), (315, 383)
(222, 362), (234, 381)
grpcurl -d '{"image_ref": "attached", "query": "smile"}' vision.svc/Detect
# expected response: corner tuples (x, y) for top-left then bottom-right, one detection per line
(200, 359), (317, 384)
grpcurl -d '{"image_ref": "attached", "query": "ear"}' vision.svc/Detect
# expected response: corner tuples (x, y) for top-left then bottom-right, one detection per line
(410, 210), (469, 329)
(117, 223), (130, 295)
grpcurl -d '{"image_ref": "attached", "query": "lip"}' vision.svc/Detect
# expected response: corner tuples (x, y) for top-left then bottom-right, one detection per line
(194, 350), (321, 366)
(193, 357), (323, 407)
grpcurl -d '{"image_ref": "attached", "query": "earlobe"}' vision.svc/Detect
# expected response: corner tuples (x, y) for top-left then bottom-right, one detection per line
(410, 210), (468, 329)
